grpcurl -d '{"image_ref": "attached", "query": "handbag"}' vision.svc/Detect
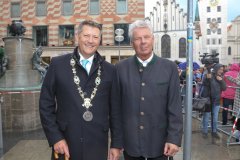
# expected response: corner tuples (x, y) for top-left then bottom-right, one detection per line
(192, 97), (210, 112)
(192, 81), (211, 112)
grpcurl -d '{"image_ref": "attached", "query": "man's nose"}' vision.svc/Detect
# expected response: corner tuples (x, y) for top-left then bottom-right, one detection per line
(87, 36), (94, 42)
(140, 37), (146, 43)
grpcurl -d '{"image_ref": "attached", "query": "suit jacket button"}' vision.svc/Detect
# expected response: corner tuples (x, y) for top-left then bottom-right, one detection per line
(141, 97), (145, 101)
(141, 82), (145, 86)
(140, 112), (145, 116)
(139, 125), (144, 130)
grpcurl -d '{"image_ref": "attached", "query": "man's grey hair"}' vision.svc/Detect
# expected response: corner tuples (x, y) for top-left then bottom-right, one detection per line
(128, 20), (153, 41)
(78, 20), (102, 35)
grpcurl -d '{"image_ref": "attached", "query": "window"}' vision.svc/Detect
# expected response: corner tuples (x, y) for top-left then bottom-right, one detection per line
(62, 0), (73, 16)
(212, 39), (216, 45)
(117, 0), (127, 14)
(217, 28), (221, 34)
(33, 26), (48, 46)
(161, 34), (171, 58)
(218, 39), (222, 44)
(217, 6), (221, 12)
(207, 39), (210, 45)
(228, 47), (231, 55)
(207, 18), (211, 23)
(11, 2), (20, 18)
(217, 17), (221, 23)
(59, 25), (75, 46)
(89, 0), (99, 14)
(114, 24), (130, 45)
(36, 0), (46, 16)
(179, 38), (186, 58)
(207, 29), (211, 35)
(207, 7), (211, 12)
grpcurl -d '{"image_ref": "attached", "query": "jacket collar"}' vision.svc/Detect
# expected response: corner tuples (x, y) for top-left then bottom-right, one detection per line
(72, 46), (104, 75)
(134, 53), (157, 68)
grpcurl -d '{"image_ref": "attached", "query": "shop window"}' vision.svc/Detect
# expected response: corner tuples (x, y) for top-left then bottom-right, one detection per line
(59, 25), (75, 46)
(33, 26), (48, 46)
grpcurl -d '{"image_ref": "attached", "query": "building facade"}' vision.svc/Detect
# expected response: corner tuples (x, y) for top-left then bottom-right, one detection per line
(0, 0), (145, 63)
(145, 0), (228, 65)
(145, 0), (190, 62)
(227, 15), (240, 63)
(198, 0), (228, 65)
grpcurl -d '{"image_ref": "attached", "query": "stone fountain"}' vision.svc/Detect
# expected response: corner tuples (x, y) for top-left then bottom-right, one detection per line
(0, 20), (42, 132)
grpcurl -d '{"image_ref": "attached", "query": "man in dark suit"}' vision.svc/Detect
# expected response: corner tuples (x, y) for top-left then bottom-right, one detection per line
(39, 20), (122, 160)
(112, 20), (183, 160)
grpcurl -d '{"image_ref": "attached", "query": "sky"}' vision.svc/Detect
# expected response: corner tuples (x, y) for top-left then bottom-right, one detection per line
(145, 0), (240, 22)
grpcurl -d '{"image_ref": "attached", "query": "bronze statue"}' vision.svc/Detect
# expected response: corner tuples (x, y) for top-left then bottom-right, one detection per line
(32, 46), (48, 81)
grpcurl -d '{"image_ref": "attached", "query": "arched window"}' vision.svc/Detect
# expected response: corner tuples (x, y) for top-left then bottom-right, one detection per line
(161, 34), (171, 58)
(228, 46), (231, 55)
(179, 38), (186, 58)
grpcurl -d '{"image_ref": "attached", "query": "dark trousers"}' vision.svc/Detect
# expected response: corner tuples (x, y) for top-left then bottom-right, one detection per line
(222, 98), (234, 125)
(123, 151), (168, 160)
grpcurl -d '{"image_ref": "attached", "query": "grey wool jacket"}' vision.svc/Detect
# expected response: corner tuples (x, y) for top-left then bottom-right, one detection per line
(112, 54), (183, 158)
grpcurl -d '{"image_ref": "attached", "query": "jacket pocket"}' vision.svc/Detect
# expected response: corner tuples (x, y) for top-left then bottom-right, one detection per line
(155, 82), (168, 97)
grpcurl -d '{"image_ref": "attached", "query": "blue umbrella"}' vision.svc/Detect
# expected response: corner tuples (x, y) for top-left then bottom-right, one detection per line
(178, 62), (200, 70)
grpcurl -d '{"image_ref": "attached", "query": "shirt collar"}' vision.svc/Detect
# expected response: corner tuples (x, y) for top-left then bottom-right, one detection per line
(136, 53), (154, 67)
(79, 53), (94, 65)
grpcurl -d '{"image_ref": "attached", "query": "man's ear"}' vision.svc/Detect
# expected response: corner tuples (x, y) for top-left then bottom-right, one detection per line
(130, 41), (133, 47)
(75, 32), (79, 42)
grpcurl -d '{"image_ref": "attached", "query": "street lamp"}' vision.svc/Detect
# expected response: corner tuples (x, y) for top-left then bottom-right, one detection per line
(115, 28), (124, 61)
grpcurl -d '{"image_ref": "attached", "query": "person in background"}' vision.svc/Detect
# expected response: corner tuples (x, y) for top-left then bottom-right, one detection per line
(221, 63), (239, 125)
(39, 20), (122, 160)
(226, 72), (240, 142)
(112, 20), (183, 160)
(201, 64), (226, 139)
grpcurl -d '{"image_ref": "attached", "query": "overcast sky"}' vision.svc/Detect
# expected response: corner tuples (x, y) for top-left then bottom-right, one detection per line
(145, 0), (240, 22)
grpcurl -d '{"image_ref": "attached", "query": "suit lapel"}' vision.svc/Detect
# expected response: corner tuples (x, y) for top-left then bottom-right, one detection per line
(88, 52), (103, 77)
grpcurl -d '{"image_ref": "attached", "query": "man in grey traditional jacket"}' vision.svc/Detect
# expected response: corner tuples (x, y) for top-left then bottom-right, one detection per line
(112, 20), (183, 160)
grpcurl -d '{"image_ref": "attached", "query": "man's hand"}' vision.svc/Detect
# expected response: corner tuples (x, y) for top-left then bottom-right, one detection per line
(108, 148), (122, 160)
(53, 139), (70, 159)
(216, 75), (223, 81)
(206, 74), (212, 79)
(164, 143), (180, 157)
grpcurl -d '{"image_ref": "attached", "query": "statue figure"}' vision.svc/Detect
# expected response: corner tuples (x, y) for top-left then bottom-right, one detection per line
(8, 20), (26, 36)
(0, 46), (8, 77)
(32, 46), (49, 81)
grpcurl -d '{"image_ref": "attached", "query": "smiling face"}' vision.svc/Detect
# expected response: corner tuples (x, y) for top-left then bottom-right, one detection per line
(131, 27), (154, 60)
(78, 25), (101, 58)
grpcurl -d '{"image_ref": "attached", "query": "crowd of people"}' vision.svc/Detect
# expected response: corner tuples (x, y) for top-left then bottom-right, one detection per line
(178, 61), (240, 142)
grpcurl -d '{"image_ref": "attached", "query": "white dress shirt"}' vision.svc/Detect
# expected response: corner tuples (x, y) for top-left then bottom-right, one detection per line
(136, 53), (154, 67)
(79, 53), (94, 74)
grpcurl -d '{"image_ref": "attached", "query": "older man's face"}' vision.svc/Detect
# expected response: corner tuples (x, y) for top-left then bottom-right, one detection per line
(131, 27), (154, 60)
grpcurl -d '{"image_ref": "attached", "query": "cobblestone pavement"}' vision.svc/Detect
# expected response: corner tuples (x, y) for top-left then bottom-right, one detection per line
(0, 118), (239, 160)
